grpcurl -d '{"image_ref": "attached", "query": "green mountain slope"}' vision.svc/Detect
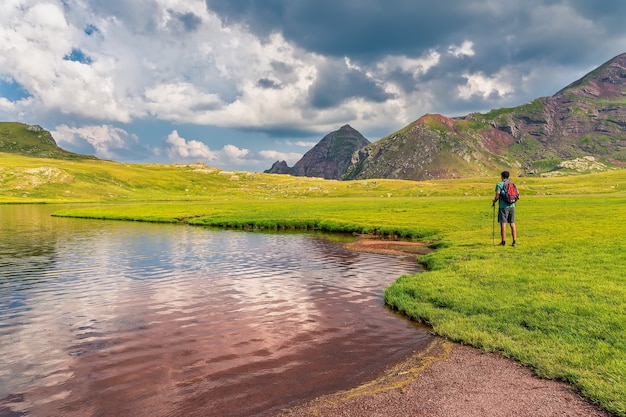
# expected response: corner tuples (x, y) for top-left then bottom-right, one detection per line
(0, 122), (96, 160)
(342, 114), (513, 180)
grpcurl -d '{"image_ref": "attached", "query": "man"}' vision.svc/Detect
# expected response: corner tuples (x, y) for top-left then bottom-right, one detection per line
(492, 171), (517, 246)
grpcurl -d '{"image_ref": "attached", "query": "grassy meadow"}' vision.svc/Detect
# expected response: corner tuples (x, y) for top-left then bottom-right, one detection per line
(2, 152), (626, 415)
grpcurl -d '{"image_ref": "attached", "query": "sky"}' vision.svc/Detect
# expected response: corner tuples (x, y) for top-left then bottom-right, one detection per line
(1, 0), (625, 172)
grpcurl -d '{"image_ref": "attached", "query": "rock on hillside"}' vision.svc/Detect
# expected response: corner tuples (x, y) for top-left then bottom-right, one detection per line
(265, 125), (370, 179)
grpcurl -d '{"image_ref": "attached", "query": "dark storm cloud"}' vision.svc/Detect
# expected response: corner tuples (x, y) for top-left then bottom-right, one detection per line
(204, 0), (623, 75)
(309, 61), (394, 109)
(237, 125), (322, 139)
(205, 0), (475, 58)
(567, 0), (626, 28)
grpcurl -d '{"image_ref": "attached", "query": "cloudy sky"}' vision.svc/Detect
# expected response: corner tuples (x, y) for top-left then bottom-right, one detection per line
(1, 0), (625, 171)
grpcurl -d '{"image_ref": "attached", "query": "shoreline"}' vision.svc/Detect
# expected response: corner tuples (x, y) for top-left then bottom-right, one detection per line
(276, 236), (614, 417)
(276, 337), (611, 417)
(344, 234), (432, 257)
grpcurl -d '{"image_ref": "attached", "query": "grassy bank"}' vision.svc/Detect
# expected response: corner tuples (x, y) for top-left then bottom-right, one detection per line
(2, 153), (626, 415)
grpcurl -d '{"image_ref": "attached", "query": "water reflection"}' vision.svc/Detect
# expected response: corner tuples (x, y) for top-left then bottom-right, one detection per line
(0, 205), (432, 417)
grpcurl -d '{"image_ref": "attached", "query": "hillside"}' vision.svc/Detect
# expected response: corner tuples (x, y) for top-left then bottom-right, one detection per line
(469, 52), (626, 173)
(341, 114), (509, 180)
(0, 122), (97, 160)
(345, 53), (626, 180)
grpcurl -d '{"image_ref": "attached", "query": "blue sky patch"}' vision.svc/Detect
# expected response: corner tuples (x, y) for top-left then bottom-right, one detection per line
(0, 79), (31, 101)
(64, 48), (93, 64)
(84, 24), (99, 36)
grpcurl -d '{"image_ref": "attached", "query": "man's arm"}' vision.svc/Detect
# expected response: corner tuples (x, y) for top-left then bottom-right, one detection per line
(492, 190), (500, 206)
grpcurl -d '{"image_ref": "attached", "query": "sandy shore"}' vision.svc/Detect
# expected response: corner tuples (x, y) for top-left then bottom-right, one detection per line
(274, 237), (612, 417)
(276, 338), (610, 417)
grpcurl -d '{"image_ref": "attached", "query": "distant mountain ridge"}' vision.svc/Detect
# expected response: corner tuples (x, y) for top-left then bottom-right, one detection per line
(270, 52), (626, 180)
(4, 53), (626, 181)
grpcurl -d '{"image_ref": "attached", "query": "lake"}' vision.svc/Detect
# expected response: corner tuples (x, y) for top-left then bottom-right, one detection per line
(0, 205), (432, 417)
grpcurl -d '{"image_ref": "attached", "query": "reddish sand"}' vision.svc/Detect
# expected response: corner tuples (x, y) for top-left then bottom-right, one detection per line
(276, 338), (610, 417)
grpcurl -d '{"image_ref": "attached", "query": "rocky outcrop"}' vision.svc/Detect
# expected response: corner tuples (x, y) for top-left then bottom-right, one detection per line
(265, 125), (370, 179)
(265, 160), (292, 174)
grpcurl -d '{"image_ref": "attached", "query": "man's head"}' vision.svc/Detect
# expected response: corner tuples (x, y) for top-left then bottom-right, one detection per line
(501, 171), (510, 180)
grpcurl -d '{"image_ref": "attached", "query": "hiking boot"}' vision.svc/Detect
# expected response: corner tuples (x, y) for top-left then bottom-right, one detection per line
(499, 241), (506, 246)
(512, 241), (517, 247)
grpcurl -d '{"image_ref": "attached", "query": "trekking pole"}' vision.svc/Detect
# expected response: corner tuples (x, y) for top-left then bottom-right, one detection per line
(492, 203), (495, 245)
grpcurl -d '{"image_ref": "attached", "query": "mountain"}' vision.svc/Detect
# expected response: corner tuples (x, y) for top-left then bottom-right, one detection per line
(0, 122), (97, 160)
(268, 53), (625, 181)
(341, 113), (506, 180)
(265, 125), (370, 179)
(467, 52), (626, 173)
(344, 53), (626, 180)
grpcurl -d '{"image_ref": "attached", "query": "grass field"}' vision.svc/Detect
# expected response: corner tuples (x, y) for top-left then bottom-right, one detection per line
(2, 152), (626, 415)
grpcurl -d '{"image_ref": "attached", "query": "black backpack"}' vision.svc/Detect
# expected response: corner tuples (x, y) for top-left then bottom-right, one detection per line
(500, 179), (520, 204)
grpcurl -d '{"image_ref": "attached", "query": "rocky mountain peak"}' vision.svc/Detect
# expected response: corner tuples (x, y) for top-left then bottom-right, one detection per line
(415, 114), (458, 131)
(555, 52), (626, 99)
(264, 125), (370, 179)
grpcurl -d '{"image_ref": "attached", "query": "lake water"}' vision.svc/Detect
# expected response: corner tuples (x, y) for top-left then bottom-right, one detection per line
(0, 205), (432, 417)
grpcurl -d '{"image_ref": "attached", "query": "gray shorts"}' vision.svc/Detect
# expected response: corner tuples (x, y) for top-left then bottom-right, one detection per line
(498, 207), (515, 224)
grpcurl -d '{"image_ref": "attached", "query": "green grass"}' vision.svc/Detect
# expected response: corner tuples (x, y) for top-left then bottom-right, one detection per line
(384, 196), (626, 415)
(2, 152), (626, 415)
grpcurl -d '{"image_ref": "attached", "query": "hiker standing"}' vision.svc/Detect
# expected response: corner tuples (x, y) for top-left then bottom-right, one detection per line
(492, 171), (518, 246)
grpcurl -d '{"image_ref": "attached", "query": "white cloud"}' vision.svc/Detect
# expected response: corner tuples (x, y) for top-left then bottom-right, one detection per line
(258, 150), (303, 165)
(24, 2), (68, 30)
(143, 82), (224, 121)
(0, 1), (132, 121)
(448, 41), (475, 58)
(164, 130), (259, 167)
(458, 70), (514, 100)
(0, 0), (323, 128)
(165, 130), (217, 161)
(52, 124), (138, 159)
(284, 140), (318, 147)
(222, 144), (249, 160)
(376, 50), (441, 79)
(0, 0), (437, 138)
